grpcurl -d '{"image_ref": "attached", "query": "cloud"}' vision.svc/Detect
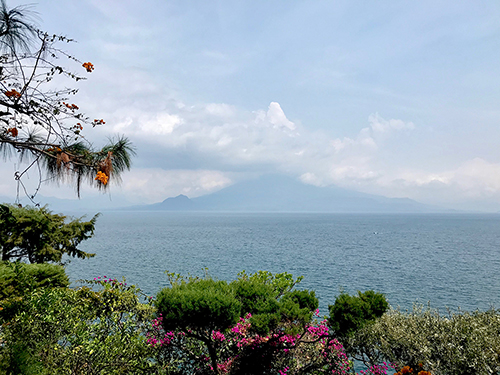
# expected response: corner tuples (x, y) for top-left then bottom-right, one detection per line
(119, 168), (232, 203)
(91, 97), (419, 196)
(368, 113), (415, 133)
(344, 157), (500, 211)
(260, 102), (296, 130)
(393, 158), (500, 198)
(115, 113), (183, 136)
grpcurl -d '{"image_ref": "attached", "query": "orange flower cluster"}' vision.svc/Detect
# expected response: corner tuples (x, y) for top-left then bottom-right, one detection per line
(46, 147), (62, 152)
(63, 102), (79, 110)
(95, 171), (108, 185)
(93, 119), (105, 125)
(82, 62), (94, 72)
(7, 127), (18, 137)
(4, 89), (21, 98)
(394, 366), (431, 375)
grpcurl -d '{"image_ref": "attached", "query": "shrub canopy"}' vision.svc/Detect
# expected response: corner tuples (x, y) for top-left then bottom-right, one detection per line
(0, 204), (97, 263)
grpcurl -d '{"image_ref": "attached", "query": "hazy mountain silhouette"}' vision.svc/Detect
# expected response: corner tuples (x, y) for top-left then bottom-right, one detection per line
(147, 175), (444, 213)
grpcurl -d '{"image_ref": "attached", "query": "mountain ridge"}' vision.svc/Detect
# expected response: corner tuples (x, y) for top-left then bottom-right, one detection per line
(140, 175), (448, 213)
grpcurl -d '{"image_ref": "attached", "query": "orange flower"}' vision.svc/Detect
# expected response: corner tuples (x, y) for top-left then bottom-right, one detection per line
(92, 118), (105, 125)
(5, 89), (21, 98)
(7, 127), (18, 137)
(63, 102), (79, 110)
(82, 62), (94, 72)
(418, 372), (432, 375)
(395, 367), (414, 375)
(94, 171), (108, 185)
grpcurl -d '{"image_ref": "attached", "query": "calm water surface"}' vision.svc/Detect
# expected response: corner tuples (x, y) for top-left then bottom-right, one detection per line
(66, 212), (500, 313)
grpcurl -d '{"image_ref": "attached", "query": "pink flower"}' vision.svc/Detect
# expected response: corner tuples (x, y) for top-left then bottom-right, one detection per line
(212, 330), (226, 341)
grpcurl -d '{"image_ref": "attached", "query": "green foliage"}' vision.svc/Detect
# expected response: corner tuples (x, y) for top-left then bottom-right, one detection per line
(0, 204), (98, 263)
(0, 262), (68, 299)
(153, 271), (345, 375)
(236, 270), (303, 298)
(0, 261), (69, 321)
(0, 0), (37, 55)
(232, 271), (310, 335)
(328, 290), (389, 338)
(356, 304), (500, 374)
(0, 277), (157, 375)
(157, 278), (242, 334)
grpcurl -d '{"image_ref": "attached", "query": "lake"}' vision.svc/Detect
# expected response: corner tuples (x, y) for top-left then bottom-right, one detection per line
(66, 211), (500, 314)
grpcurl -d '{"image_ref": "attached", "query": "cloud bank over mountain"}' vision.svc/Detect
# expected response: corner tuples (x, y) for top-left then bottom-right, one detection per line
(2, 1), (500, 212)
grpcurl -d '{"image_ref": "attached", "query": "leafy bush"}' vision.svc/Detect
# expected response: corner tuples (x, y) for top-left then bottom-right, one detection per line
(351, 304), (500, 374)
(0, 204), (98, 264)
(153, 271), (352, 374)
(157, 277), (242, 333)
(0, 261), (69, 322)
(328, 290), (389, 338)
(0, 277), (156, 375)
(0, 262), (69, 299)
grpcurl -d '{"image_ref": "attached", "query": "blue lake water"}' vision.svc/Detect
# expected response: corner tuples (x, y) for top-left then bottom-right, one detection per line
(66, 212), (500, 314)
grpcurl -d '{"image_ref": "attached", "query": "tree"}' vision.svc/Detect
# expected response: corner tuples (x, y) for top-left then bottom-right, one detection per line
(328, 290), (389, 368)
(328, 290), (389, 338)
(0, 203), (98, 263)
(153, 271), (352, 375)
(0, 276), (157, 374)
(354, 304), (500, 375)
(0, 0), (135, 200)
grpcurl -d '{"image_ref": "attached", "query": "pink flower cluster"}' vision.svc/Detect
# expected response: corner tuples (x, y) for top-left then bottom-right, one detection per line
(146, 315), (184, 348)
(307, 320), (329, 337)
(319, 339), (352, 375)
(231, 313), (252, 335)
(279, 334), (300, 346)
(216, 358), (234, 374)
(147, 330), (175, 347)
(212, 330), (226, 341)
(279, 366), (290, 375)
(93, 276), (127, 286)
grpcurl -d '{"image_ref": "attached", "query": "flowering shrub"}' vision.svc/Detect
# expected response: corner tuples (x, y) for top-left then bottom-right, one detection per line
(149, 311), (353, 374)
(152, 271), (354, 374)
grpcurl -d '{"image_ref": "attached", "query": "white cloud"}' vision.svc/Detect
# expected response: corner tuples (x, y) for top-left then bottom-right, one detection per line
(130, 113), (182, 135)
(395, 158), (500, 197)
(368, 113), (415, 133)
(344, 157), (500, 211)
(264, 102), (296, 131)
(205, 103), (236, 117)
(95, 99), (418, 195)
(120, 168), (232, 203)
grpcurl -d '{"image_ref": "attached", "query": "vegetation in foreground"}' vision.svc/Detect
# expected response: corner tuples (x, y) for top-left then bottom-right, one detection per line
(1, 262), (499, 375)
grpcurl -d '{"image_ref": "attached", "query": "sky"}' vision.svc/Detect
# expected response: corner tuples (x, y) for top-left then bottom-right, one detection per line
(2, 0), (500, 211)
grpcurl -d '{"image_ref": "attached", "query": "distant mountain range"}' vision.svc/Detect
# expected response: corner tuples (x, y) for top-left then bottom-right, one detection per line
(135, 175), (449, 213)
